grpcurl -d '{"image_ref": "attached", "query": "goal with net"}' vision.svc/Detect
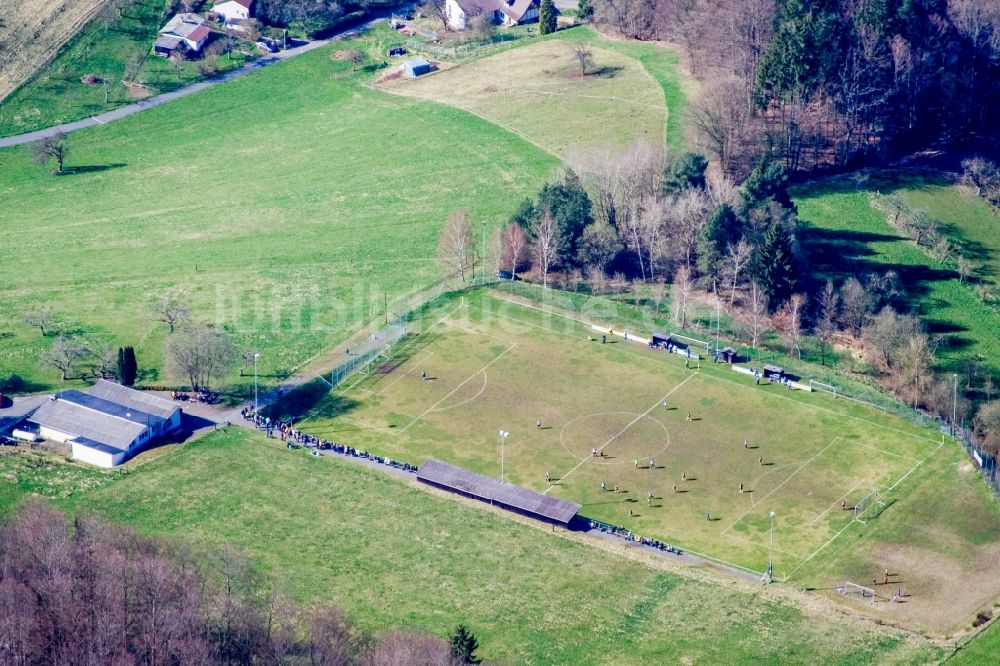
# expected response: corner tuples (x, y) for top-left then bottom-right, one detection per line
(839, 581), (879, 604)
(853, 487), (888, 523)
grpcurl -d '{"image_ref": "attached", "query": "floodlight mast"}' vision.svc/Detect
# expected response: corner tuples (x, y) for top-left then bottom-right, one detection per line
(254, 352), (260, 415)
(765, 510), (776, 584)
(499, 430), (509, 483)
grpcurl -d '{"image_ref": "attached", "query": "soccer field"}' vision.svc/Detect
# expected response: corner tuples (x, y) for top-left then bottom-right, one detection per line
(300, 291), (941, 578)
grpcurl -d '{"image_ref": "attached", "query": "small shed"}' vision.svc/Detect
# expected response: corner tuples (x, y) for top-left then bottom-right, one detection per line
(402, 57), (432, 78)
(719, 347), (738, 363)
(763, 364), (785, 381)
(650, 332), (671, 349)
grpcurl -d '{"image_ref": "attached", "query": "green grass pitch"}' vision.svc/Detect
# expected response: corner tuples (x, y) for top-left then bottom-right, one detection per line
(300, 291), (940, 578)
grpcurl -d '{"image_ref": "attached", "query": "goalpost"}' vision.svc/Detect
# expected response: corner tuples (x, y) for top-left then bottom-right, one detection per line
(853, 487), (887, 523)
(840, 581), (879, 603)
(809, 379), (838, 398)
(669, 332), (711, 354)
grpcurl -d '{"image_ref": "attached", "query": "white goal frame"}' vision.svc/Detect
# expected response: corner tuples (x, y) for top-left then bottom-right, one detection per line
(854, 487), (887, 523)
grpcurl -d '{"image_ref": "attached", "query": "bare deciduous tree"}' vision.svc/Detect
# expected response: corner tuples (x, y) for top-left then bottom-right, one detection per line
(501, 222), (528, 278)
(722, 239), (754, 306)
(687, 78), (749, 174)
(167, 323), (236, 392)
(776, 293), (806, 359)
(437, 210), (476, 283)
(571, 41), (594, 77)
(816, 280), (839, 366)
(31, 132), (69, 173)
(23, 311), (53, 337)
(40, 336), (90, 381)
(151, 291), (190, 334)
(420, 0), (450, 30)
(672, 265), (695, 328)
(534, 211), (561, 288)
(838, 277), (871, 337)
(740, 282), (770, 349)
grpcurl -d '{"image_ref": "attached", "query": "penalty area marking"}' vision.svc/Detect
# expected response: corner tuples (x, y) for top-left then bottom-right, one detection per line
(783, 439), (946, 580)
(431, 368), (488, 413)
(722, 437), (841, 535)
(399, 342), (516, 433)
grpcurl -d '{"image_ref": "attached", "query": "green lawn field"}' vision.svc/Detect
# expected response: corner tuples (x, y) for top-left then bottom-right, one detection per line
(0, 38), (560, 391)
(949, 619), (1000, 665)
(0, 429), (941, 665)
(793, 172), (1000, 376)
(294, 290), (1000, 634)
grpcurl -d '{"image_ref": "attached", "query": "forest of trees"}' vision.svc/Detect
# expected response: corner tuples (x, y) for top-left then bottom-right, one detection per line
(0, 502), (479, 666)
(435, 135), (985, 437)
(592, 0), (1000, 176)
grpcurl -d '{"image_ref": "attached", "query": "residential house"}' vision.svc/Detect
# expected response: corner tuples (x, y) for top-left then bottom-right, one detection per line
(154, 13), (211, 57)
(211, 0), (254, 25)
(445, 0), (541, 32)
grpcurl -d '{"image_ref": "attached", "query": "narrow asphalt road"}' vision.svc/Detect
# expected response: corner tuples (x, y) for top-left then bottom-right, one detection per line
(0, 18), (385, 149)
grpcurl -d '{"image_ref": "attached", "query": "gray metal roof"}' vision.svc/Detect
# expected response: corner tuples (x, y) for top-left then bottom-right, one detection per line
(56, 390), (165, 428)
(417, 459), (581, 524)
(29, 397), (145, 451)
(403, 57), (430, 68)
(88, 380), (179, 420)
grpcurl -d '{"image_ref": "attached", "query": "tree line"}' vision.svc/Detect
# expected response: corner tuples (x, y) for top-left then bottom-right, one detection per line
(589, 0), (1000, 176)
(436, 138), (1000, 451)
(0, 501), (483, 666)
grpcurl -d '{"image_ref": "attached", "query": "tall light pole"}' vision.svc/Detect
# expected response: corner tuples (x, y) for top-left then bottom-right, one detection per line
(254, 352), (260, 415)
(766, 510), (776, 584)
(481, 221), (488, 285)
(952, 373), (958, 438)
(499, 430), (509, 483)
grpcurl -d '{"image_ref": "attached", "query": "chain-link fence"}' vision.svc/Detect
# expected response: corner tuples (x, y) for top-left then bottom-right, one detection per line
(961, 423), (1000, 497)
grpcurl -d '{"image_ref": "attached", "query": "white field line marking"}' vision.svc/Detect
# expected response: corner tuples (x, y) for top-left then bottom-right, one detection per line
(336, 304), (462, 395)
(810, 479), (865, 526)
(493, 294), (941, 446)
(697, 370), (942, 445)
(375, 349), (435, 396)
(431, 369), (488, 413)
(544, 373), (697, 495)
(446, 320), (514, 345)
(720, 530), (808, 562)
(748, 462), (798, 509)
(886, 441), (945, 493)
(722, 437), (841, 534)
(783, 519), (862, 581)
(783, 440), (946, 580)
(846, 438), (921, 463)
(399, 343), (517, 433)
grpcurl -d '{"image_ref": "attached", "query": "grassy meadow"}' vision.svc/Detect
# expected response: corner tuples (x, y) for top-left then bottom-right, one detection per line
(0, 25), (687, 394)
(0, 427), (939, 665)
(0, 39), (563, 390)
(379, 38), (667, 156)
(293, 290), (1000, 634)
(793, 172), (1000, 376)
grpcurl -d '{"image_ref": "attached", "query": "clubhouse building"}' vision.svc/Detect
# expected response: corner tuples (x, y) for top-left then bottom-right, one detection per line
(15, 380), (182, 468)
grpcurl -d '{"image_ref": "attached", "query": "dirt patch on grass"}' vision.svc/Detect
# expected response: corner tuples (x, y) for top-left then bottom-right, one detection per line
(869, 542), (1000, 637)
(124, 82), (154, 100)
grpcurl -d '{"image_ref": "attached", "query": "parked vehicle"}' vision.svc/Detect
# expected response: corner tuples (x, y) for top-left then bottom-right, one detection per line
(388, 47), (407, 57)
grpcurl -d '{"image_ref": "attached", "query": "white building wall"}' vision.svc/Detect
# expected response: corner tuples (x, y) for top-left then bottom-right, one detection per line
(214, 2), (250, 23)
(70, 442), (122, 468)
(445, 0), (467, 31)
(38, 425), (74, 444)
